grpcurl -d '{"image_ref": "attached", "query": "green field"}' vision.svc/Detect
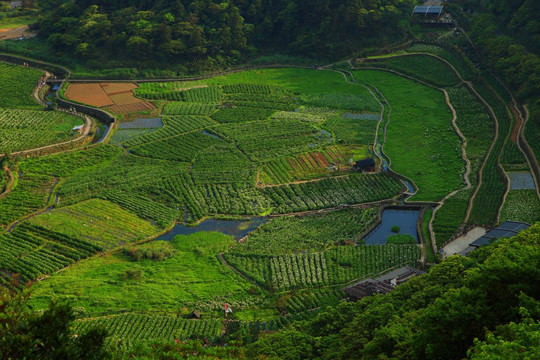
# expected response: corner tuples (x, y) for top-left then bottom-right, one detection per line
(353, 70), (465, 201)
(0, 108), (83, 153)
(28, 199), (162, 248)
(233, 208), (378, 254)
(29, 232), (269, 316)
(0, 62), (43, 109)
(499, 190), (540, 225)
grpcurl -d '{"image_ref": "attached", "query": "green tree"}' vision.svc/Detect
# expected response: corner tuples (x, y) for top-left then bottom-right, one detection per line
(0, 279), (110, 360)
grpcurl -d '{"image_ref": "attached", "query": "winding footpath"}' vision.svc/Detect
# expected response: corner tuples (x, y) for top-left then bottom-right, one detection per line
(0, 70), (93, 159)
(348, 63), (473, 253)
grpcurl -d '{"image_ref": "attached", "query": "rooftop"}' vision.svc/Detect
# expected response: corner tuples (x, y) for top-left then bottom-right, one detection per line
(469, 221), (531, 248)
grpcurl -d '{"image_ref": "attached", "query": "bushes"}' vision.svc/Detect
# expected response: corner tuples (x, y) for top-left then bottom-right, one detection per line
(123, 246), (175, 262)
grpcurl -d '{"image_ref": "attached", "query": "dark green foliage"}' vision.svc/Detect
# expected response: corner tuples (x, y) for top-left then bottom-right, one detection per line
(468, 3), (540, 100)
(210, 107), (276, 123)
(0, 285), (110, 360)
(33, 0), (417, 73)
(386, 234), (416, 244)
(123, 246), (175, 262)
(247, 223), (540, 360)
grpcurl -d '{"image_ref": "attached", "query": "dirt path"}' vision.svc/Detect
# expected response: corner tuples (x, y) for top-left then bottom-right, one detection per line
(427, 88), (472, 252)
(0, 166), (14, 199)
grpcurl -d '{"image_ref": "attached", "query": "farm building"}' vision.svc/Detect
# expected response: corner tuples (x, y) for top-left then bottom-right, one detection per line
(354, 158), (375, 172)
(72, 125), (84, 133)
(459, 221), (531, 256)
(344, 266), (424, 302)
(411, 6), (452, 24)
(188, 310), (201, 319)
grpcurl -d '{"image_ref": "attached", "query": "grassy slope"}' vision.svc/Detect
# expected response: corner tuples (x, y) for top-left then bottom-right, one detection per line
(147, 68), (381, 113)
(352, 70), (465, 201)
(29, 232), (269, 317)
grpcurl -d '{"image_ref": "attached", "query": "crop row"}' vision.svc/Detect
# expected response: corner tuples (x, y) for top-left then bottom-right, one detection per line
(365, 54), (461, 87)
(432, 86), (494, 245)
(285, 289), (346, 314)
(323, 115), (377, 145)
(213, 119), (321, 162)
(0, 223), (101, 284)
(210, 106), (276, 123)
(135, 86), (224, 102)
(163, 102), (218, 115)
(73, 314), (221, 349)
(98, 191), (177, 228)
(263, 173), (403, 214)
(406, 43), (477, 81)
(467, 81), (511, 226)
(222, 83), (282, 94)
(224, 244), (420, 291)
(127, 131), (224, 162)
(233, 208), (378, 255)
(123, 115), (217, 148)
(0, 108), (82, 154)
(0, 62), (43, 109)
(0, 172), (55, 227)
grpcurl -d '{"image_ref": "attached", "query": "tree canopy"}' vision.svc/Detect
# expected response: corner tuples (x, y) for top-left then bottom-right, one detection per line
(34, 0), (416, 72)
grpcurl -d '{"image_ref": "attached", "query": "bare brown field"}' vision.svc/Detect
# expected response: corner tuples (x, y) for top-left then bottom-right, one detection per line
(66, 83), (113, 107)
(101, 83), (137, 95)
(105, 101), (154, 113)
(65, 82), (155, 113)
(0, 26), (35, 40)
(109, 92), (140, 105)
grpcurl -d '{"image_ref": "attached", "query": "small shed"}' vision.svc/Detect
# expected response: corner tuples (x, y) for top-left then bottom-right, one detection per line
(188, 310), (201, 319)
(355, 158), (375, 172)
(72, 125), (84, 133)
(412, 6), (444, 19)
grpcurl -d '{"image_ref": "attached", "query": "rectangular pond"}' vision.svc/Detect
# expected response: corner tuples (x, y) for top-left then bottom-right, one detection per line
(508, 172), (536, 190)
(363, 208), (420, 245)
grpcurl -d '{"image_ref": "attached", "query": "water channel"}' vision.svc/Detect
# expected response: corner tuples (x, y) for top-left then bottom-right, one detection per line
(155, 217), (267, 241)
(363, 208), (420, 245)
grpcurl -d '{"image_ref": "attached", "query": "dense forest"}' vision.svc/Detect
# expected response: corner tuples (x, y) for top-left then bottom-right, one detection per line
(464, 0), (540, 100)
(34, 0), (416, 72)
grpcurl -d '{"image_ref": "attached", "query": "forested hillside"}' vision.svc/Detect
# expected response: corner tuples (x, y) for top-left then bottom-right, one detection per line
(34, 0), (415, 72)
(464, 0), (540, 100)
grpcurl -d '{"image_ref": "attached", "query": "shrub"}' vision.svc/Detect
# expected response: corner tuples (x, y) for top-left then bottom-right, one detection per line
(386, 234), (416, 245)
(391, 225), (400, 233)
